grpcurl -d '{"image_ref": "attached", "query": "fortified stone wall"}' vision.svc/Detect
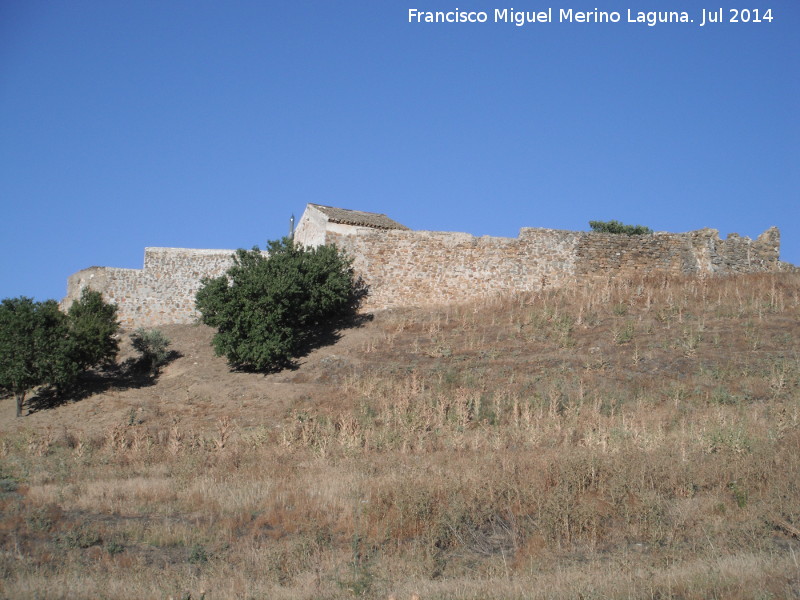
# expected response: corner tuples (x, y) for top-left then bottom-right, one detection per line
(328, 226), (782, 309)
(574, 227), (781, 278)
(63, 225), (782, 328)
(64, 248), (236, 328)
(327, 228), (582, 308)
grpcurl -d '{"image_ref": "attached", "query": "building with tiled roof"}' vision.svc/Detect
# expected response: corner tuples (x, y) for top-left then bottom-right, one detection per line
(293, 203), (409, 247)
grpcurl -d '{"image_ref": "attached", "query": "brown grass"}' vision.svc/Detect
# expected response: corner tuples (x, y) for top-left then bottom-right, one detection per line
(1, 272), (799, 599)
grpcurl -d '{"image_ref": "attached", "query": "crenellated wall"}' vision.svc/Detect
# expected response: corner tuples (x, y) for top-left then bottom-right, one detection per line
(63, 221), (784, 328)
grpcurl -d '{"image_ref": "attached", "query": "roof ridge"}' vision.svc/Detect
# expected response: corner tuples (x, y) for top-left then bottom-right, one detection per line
(310, 204), (409, 231)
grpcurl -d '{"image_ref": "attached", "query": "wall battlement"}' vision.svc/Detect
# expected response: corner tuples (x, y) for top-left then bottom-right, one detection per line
(63, 205), (785, 329)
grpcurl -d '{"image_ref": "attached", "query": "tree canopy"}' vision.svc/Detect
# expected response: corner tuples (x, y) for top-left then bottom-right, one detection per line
(195, 238), (365, 372)
(0, 298), (68, 416)
(0, 289), (119, 417)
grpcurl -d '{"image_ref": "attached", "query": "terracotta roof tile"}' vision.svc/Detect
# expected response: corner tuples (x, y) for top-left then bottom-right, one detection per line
(311, 204), (409, 230)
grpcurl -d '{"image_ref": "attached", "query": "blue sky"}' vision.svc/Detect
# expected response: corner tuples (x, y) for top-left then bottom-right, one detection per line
(1, 1), (798, 301)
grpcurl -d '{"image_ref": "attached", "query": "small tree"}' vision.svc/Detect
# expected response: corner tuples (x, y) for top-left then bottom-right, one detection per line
(589, 220), (653, 235)
(195, 238), (365, 371)
(0, 298), (69, 417)
(0, 291), (119, 416)
(67, 288), (120, 372)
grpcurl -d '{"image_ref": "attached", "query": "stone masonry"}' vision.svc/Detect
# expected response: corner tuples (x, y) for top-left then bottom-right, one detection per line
(328, 225), (782, 309)
(63, 204), (785, 328)
(64, 248), (236, 328)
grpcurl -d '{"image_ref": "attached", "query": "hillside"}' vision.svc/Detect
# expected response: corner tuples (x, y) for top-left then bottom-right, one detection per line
(1, 272), (799, 599)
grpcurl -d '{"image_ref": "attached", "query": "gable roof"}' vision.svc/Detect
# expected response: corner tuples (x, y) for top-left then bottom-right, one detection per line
(310, 204), (410, 231)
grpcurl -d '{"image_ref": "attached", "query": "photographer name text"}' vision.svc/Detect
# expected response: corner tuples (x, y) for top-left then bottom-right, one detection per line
(407, 8), (774, 27)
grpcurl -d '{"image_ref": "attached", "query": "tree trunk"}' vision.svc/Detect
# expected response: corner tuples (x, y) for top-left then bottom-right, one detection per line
(15, 391), (25, 417)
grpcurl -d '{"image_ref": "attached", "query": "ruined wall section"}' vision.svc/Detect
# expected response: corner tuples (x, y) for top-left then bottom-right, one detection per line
(330, 226), (782, 310)
(574, 232), (701, 277)
(702, 227), (781, 273)
(64, 248), (235, 328)
(567, 227), (779, 279)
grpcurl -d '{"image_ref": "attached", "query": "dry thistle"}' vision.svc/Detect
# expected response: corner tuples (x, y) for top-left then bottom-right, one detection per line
(214, 416), (233, 450)
(104, 424), (127, 454)
(168, 421), (184, 455)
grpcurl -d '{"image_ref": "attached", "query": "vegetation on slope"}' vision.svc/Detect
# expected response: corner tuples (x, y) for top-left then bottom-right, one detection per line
(0, 272), (799, 599)
(195, 238), (365, 372)
(0, 289), (119, 417)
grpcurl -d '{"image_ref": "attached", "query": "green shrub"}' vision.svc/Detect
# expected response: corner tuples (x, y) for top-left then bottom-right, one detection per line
(130, 328), (171, 376)
(106, 541), (125, 555)
(188, 543), (208, 564)
(195, 238), (365, 372)
(59, 526), (102, 549)
(589, 220), (653, 235)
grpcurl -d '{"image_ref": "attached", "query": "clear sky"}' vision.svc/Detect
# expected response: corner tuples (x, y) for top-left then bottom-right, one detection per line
(1, 1), (798, 301)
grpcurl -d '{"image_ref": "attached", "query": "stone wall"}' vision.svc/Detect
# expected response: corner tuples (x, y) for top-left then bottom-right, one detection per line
(63, 248), (236, 328)
(328, 226), (782, 310)
(63, 225), (783, 328)
(574, 228), (780, 278)
(327, 228), (581, 308)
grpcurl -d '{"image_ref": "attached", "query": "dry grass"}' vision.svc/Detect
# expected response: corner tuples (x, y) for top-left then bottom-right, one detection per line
(1, 272), (799, 599)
